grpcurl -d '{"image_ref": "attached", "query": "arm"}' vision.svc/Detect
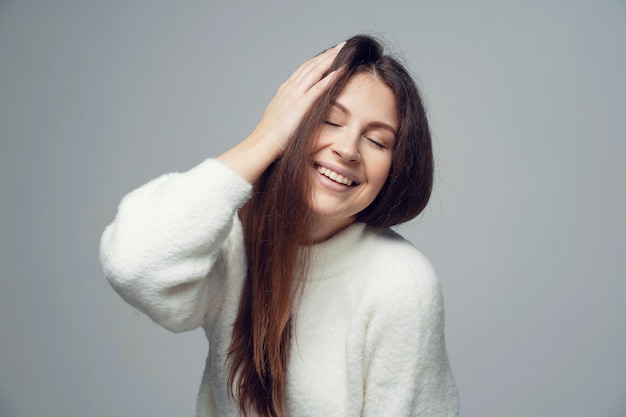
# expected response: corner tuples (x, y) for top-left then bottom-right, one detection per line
(362, 261), (459, 417)
(100, 43), (345, 332)
(100, 159), (252, 332)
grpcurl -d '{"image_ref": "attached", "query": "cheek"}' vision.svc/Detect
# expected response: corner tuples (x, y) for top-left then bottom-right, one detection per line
(370, 157), (393, 191)
(310, 129), (329, 151)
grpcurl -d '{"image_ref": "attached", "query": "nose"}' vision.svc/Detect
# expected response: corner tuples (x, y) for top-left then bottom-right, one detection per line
(331, 131), (361, 163)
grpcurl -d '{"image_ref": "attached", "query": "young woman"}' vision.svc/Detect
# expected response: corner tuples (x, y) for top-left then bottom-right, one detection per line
(100, 35), (459, 417)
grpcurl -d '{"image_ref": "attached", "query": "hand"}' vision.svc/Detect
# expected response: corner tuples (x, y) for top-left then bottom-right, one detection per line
(218, 41), (345, 184)
(251, 42), (345, 158)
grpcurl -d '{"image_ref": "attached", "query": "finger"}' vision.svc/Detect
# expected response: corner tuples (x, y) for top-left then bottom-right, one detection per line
(286, 53), (339, 97)
(299, 67), (342, 107)
(287, 41), (345, 87)
(294, 42), (345, 84)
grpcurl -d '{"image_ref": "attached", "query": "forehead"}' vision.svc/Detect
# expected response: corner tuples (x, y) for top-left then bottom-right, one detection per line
(333, 73), (398, 128)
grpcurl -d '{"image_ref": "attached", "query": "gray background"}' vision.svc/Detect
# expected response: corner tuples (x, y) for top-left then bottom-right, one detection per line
(1, 0), (624, 416)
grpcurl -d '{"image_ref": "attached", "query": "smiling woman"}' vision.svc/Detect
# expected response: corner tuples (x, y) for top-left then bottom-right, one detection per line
(100, 34), (459, 417)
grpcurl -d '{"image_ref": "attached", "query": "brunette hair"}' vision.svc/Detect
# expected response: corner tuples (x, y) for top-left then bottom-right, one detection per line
(228, 34), (433, 417)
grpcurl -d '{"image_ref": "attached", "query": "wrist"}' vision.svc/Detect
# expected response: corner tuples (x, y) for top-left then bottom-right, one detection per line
(217, 132), (282, 184)
(246, 127), (285, 161)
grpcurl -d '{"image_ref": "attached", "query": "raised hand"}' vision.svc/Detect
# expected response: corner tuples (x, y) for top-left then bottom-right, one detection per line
(252, 41), (345, 155)
(218, 42), (345, 184)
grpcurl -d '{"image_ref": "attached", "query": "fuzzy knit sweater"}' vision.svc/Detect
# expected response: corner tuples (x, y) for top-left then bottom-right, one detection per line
(100, 159), (459, 417)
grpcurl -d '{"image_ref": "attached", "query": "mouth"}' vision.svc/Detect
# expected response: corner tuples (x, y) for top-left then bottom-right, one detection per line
(315, 164), (358, 187)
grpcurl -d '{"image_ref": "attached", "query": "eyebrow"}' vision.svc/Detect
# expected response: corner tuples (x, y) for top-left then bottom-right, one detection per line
(331, 100), (397, 136)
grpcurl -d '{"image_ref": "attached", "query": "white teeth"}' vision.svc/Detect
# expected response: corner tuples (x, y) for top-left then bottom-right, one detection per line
(317, 166), (354, 186)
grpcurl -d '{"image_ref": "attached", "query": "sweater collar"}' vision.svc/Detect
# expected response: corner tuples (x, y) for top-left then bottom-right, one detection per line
(306, 222), (369, 280)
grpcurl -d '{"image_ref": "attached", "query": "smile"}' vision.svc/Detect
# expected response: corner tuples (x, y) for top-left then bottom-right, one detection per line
(316, 165), (356, 186)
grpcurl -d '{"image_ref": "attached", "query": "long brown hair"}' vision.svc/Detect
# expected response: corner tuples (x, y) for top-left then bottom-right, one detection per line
(227, 34), (434, 417)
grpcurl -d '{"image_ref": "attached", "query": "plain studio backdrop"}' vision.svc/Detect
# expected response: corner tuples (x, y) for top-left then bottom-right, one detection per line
(1, 1), (624, 416)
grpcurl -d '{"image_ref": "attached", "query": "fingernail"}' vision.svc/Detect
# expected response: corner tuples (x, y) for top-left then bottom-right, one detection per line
(334, 41), (347, 51)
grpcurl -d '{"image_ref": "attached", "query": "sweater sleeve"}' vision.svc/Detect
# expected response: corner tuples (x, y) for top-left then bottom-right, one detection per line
(361, 255), (459, 417)
(99, 159), (252, 333)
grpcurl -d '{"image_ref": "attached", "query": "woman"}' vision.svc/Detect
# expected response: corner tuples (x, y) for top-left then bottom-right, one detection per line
(100, 35), (459, 417)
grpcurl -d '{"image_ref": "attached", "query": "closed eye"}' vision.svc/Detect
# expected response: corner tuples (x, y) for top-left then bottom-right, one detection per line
(365, 136), (385, 149)
(324, 120), (341, 127)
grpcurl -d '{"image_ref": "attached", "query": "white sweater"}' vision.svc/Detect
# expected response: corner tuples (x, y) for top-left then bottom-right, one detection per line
(100, 159), (459, 417)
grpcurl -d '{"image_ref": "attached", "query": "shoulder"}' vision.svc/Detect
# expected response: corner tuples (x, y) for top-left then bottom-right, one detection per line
(359, 226), (442, 315)
(362, 226), (438, 288)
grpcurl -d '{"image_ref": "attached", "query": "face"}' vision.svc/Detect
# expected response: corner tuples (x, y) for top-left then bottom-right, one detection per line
(309, 72), (398, 241)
